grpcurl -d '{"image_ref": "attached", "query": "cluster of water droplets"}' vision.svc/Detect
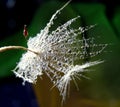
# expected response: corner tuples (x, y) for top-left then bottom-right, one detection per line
(13, 0), (107, 102)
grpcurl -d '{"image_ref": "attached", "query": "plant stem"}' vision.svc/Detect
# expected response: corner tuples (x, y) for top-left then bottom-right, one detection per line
(0, 46), (39, 55)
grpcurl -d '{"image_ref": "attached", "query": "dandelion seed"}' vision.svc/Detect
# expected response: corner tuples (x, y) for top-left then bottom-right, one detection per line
(56, 60), (104, 103)
(0, 0), (108, 103)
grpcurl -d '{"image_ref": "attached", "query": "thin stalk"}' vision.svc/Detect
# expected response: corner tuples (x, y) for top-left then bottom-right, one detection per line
(0, 46), (39, 55)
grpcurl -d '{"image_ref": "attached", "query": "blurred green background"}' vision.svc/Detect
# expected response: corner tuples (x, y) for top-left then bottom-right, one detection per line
(0, 0), (120, 107)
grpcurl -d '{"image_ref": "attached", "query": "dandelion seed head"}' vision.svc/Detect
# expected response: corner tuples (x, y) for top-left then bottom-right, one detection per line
(12, 0), (108, 103)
